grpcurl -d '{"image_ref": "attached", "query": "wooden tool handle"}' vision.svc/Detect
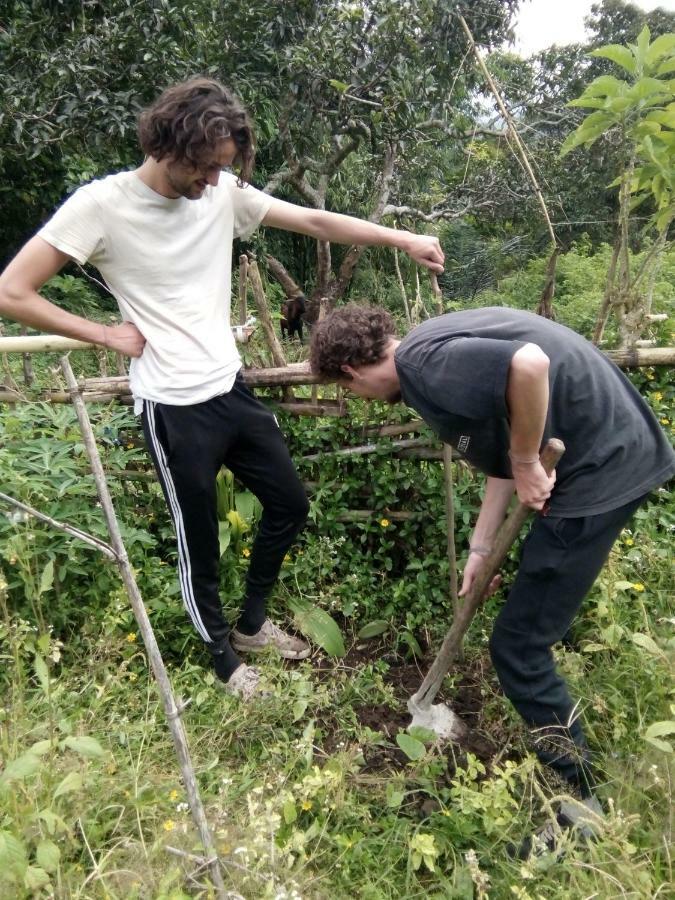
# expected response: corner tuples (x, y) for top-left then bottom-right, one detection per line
(410, 437), (565, 711)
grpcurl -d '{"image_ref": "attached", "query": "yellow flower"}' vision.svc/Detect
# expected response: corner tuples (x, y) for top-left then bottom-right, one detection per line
(169, 789), (179, 801)
(241, 548), (251, 558)
(126, 632), (137, 642)
(162, 819), (176, 832)
(632, 583), (645, 592)
(646, 371), (655, 380)
(301, 800), (312, 811)
(379, 518), (390, 528)
(283, 553), (291, 563)
(623, 537), (634, 546)
(661, 418), (670, 425)
(129, 672), (138, 682)
(651, 392), (663, 402)
(126, 442), (134, 449)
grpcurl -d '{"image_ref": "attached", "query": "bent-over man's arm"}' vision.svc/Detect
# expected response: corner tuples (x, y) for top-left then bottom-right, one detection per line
(506, 343), (555, 510)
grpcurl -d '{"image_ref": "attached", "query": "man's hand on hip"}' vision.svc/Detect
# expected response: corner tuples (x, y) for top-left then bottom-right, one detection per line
(104, 321), (146, 357)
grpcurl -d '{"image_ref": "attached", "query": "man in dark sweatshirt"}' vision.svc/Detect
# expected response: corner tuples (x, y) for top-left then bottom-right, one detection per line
(310, 304), (674, 853)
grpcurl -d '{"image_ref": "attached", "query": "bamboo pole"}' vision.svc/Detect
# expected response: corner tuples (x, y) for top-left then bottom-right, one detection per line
(246, 258), (287, 368)
(409, 439), (564, 714)
(59, 355), (227, 899)
(443, 444), (460, 623)
(458, 14), (557, 251)
(238, 254), (248, 325)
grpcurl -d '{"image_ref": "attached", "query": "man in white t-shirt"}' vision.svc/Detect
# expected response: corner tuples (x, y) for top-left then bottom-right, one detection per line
(0, 77), (444, 699)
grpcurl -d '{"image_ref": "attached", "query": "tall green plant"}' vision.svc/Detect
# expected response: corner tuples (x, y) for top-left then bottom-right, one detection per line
(561, 27), (675, 347)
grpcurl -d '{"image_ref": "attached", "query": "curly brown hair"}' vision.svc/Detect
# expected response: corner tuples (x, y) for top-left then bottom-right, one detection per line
(309, 305), (397, 379)
(138, 77), (255, 183)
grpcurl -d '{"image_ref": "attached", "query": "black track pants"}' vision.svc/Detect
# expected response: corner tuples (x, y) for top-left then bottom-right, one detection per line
(489, 494), (647, 796)
(141, 376), (309, 648)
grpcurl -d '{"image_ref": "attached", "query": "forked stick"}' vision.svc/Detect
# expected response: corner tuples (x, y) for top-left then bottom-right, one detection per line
(409, 438), (565, 720)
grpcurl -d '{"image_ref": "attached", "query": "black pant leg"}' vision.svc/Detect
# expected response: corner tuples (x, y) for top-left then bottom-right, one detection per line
(222, 379), (309, 621)
(142, 399), (231, 647)
(489, 495), (646, 794)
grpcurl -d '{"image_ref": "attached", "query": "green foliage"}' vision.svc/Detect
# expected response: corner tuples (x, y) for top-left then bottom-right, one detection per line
(561, 25), (675, 234)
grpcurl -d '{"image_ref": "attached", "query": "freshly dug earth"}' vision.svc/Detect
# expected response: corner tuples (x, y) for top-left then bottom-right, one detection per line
(313, 638), (516, 775)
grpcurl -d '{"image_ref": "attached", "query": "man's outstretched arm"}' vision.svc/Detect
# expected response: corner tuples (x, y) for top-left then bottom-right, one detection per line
(0, 237), (145, 357)
(262, 198), (444, 273)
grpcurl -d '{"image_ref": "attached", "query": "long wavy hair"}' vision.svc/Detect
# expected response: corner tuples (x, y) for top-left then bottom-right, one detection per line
(138, 77), (255, 183)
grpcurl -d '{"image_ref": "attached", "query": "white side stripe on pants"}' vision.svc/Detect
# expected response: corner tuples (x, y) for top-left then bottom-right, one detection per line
(145, 401), (212, 642)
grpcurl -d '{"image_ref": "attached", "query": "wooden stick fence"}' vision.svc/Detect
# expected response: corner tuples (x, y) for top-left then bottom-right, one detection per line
(58, 356), (228, 897)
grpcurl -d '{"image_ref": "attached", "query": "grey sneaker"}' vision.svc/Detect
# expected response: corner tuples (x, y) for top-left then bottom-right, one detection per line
(222, 664), (261, 700)
(231, 619), (310, 660)
(509, 795), (604, 860)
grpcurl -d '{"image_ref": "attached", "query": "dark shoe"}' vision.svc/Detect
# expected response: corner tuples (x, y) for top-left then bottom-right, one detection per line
(509, 795), (604, 860)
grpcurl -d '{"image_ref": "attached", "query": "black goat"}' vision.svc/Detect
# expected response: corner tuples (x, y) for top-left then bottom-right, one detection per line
(280, 294), (306, 342)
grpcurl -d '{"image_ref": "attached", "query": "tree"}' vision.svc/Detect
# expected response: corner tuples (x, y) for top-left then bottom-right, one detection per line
(561, 26), (675, 347)
(0, 1), (519, 309)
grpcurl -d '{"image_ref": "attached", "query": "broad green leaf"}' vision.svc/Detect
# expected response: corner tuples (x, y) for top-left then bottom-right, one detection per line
(29, 739), (54, 757)
(36, 809), (68, 836)
(226, 509), (247, 540)
(631, 632), (664, 657)
(398, 630), (423, 657)
(408, 726), (438, 743)
(645, 110), (675, 128)
(53, 771), (84, 798)
(283, 799), (297, 824)
(560, 116), (613, 156)
(646, 736), (673, 752)
(582, 75), (626, 98)
(656, 207), (674, 232)
(606, 96), (633, 114)
(633, 121), (662, 138)
(24, 865), (50, 890)
(234, 491), (259, 524)
(567, 97), (607, 109)
(582, 642), (607, 653)
(34, 654), (49, 693)
(396, 732), (425, 761)
(0, 751), (40, 785)
(357, 619), (390, 639)
(628, 77), (671, 101)
(0, 831), (28, 883)
(629, 192), (651, 212)
(613, 580), (635, 592)
(36, 839), (60, 873)
(292, 699), (308, 722)
(634, 25), (652, 67)
(329, 79), (348, 93)
(645, 720), (675, 739)
(646, 33), (675, 67)
(63, 735), (105, 758)
(289, 599), (345, 657)
(218, 520), (231, 557)
(591, 44), (636, 75)
(38, 559), (54, 596)
(656, 57), (675, 76)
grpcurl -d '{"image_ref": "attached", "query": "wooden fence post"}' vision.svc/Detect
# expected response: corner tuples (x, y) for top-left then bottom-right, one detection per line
(59, 355), (228, 899)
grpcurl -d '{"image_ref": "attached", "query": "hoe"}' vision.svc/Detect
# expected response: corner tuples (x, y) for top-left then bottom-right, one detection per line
(408, 438), (565, 740)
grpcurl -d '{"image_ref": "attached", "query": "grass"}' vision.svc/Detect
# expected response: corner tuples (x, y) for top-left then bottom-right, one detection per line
(1, 508), (673, 900)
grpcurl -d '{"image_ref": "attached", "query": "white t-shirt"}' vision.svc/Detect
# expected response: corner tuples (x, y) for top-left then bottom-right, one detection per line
(38, 170), (272, 410)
